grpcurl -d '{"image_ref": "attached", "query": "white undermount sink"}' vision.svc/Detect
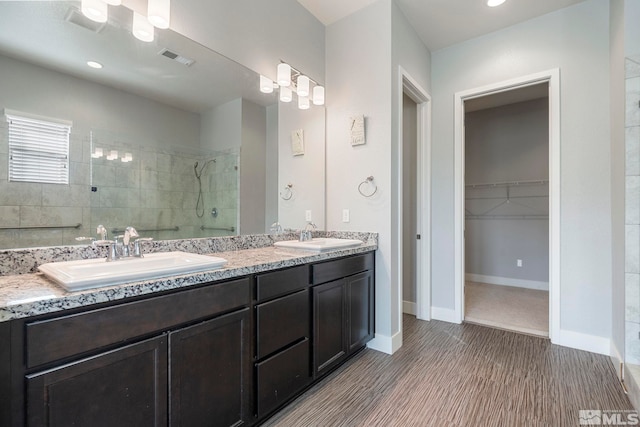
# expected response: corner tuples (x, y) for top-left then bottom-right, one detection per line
(38, 251), (228, 292)
(274, 238), (363, 252)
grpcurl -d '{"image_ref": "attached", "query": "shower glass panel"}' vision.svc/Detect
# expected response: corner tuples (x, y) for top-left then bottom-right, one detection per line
(90, 129), (239, 241)
(625, 55), (640, 389)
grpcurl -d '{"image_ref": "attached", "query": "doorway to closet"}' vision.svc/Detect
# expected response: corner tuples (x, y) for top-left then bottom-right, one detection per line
(462, 83), (550, 337)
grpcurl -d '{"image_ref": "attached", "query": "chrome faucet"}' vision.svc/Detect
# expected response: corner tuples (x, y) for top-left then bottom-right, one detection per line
(299, 222), (316, 242)
(89, 226), (153, 261)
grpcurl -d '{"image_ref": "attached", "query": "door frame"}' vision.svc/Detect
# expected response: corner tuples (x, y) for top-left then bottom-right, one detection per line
(453, 69), (560, 342)
(397, 66), (432, 323)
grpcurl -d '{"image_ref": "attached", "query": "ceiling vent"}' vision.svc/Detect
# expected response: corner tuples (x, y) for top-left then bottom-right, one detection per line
(64, 6), (107, 33)
(159, 49), (195, 67)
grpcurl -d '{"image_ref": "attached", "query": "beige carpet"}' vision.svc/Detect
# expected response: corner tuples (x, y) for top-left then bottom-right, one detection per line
(465, 281), (549, 337)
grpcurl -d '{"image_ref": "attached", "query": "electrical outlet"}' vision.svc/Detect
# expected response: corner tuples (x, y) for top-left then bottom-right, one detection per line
(517, 259), (523, 267)
(305, 210), (312, 221)
(342, 209), (350, 223)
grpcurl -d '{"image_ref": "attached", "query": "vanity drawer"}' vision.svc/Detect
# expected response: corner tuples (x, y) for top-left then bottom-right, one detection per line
(256, 290), (309, 359)
(255, 338), (311, 418)
(311, 252), (374, 285)
(25, 277), (251, 368)
(255, 265), (309, 302)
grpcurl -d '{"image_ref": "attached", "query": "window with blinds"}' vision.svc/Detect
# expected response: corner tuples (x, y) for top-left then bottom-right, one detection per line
(5, 111), (71, 185)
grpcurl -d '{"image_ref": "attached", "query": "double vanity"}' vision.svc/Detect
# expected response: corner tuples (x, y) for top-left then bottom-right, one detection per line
(0, 231), (377, 427)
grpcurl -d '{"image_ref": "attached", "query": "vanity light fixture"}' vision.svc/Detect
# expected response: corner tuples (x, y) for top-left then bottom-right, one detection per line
(87, 60), (103, 69)
(297, 75), (310, 97)
(262, 62), (325, 109)
(277, 63), (292, 87)
(487, 0), (506, 6)
(133, 11), (154, 42)
(260, 75), (276, 94)
(148, 0), (170, 29)
(81, 0), (108, 23)
(312, 86), (325, 106)
(280, 86), (293, 103)
(298, 95), (310, 110)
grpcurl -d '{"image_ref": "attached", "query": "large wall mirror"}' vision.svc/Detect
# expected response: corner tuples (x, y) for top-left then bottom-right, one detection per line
(0, 1), (325, 250)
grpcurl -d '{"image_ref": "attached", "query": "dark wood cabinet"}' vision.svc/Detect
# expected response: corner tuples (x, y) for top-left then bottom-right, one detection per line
(26, 335), (167, 427)
(2, 251), (375, 427)
(347, 270), (375, 352)
(169, 308), (251, 427)
(254, 268), (312, 419)
(312, 253), (375, 378)
(312, 279), (347, 376)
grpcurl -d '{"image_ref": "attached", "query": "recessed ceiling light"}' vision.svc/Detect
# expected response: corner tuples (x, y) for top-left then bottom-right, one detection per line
(487, 0), (506, 7)
(87, 61), (103, 69)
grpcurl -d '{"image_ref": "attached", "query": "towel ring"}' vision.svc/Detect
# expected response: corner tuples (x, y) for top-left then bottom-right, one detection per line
(358, 176), (377, 198)
(280, 183), (293, 200)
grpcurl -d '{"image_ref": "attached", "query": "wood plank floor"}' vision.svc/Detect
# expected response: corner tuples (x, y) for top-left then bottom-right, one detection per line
(262, 314), (633, 427)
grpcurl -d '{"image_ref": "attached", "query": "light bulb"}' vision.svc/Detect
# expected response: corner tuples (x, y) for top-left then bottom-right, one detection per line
(280, 86), (292, 102)
(297, 75), (310, 97)
(277, 63), (291, 87)
(148, 0), (170, 29)
(312, 86), (325, 105)
(260, 75), (274, 93)
(298, 95), (310, 110)
(81, 0), (108, 23)
(133, 12), (154, 42)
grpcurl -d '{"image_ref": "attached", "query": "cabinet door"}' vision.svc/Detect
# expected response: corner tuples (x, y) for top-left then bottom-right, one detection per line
(26, 335), (167, 427)
(347, 270), (375, 352)
(312, 279), (347, 376)
(169, 308), (251, 427)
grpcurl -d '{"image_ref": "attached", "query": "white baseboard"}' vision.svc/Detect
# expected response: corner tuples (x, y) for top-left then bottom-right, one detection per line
(556, 329), (610, 356)
(466, 273), (549, 291)
(403, 301), (416, 315)
(431, 306), (460, 324)
(367, 330), (402, 355)
(610, 342), (623, 381)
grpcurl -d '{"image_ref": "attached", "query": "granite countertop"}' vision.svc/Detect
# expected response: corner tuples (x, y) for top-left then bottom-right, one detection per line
(0, 243), (376, 322)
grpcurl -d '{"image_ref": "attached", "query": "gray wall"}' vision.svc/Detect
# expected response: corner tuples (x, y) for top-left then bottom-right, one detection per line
(464, 98), (549, 286)
(240, 99), (267, 234)
(277, 101), (325, 230)
(431, 0), (612, 340)
(265, 104), (279, 231)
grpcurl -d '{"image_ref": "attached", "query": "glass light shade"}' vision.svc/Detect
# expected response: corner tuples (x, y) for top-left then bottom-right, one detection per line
(298, 95), (310, 110)
(91, 147), (103, 158)
(312, 86), (325, 105)
(133, 12), (154, 42)
(148, 0), (170, 29)
(121, 153), (133, 162)
(107, 150), (118, 160)
(280, 86), (292, 102)
(81, 0), (108, 23)
(487, 0), (506, 6)
(260, 75), (274, 93)
(277, 63), (291, 87)
(297, 75), (310, 97)
(87, 61), (103, 69)
(104, 0), (122, 5)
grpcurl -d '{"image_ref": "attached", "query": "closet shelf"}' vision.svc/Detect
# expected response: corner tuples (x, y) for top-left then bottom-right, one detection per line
(465, 179), (548, 189)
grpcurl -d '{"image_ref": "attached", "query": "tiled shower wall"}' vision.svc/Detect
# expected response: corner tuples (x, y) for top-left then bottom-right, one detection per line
(0, 125), (239, 249)
(625, 56), (640, 366)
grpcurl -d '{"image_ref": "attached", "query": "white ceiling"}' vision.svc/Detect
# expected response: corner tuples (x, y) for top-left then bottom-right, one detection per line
(297, 0), (587, 51)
